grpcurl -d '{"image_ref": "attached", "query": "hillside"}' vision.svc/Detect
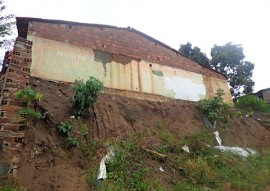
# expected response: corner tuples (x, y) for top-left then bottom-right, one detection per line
(2, 77), (270, 191)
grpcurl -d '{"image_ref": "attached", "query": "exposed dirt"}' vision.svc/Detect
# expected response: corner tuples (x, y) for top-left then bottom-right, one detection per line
(11, 77), (270, 190)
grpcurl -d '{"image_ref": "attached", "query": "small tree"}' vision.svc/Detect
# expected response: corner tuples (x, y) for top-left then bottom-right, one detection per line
(70, 76), (104, 117)
(198, 89), (229, 124)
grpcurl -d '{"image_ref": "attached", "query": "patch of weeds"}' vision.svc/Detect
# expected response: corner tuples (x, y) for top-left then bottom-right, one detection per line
(171, 146), (270, 191)
(78, 120), (89, 141)
(235, 111), (244, 119)
(153, 121), (175, 144)
(79, 141), (98, 159)
(105, 141), (150, 190)
(56, 122), (72, 136)
(188, 129), (216, 147)
(87, 140), (158, 191)
(0, 187), (27, 191)
(67, 136), (79, 147)
(235, 95), (270, 113)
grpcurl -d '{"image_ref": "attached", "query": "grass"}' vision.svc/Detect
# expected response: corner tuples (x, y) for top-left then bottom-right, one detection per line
(84, 129), (270, 191)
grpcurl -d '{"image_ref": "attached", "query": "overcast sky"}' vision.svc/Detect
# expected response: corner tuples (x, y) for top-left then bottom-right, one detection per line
(5, 0), (270, 92)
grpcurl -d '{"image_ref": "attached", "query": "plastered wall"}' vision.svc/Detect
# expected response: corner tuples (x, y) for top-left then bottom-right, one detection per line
(28, 35), (232, 103)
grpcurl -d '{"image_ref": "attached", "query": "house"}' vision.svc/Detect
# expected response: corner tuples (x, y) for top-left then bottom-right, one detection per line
(254, 88), (270, 104)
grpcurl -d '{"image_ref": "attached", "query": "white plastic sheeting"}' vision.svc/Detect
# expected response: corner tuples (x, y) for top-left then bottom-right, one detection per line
(213, 131), (222, 146)
(214, 146), (257, 158)
(97, 146), (115, 180)
(181, 145), (190, 153)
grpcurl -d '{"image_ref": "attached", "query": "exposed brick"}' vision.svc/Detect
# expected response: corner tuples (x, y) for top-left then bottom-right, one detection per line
(26, 21), (225, 80)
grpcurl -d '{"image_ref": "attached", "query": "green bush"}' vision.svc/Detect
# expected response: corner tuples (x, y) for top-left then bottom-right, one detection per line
(235, 95), (270, 112)
(66, 136), (79, 147)
(70, 76), (104, 117)
(198, 89), (229, 124)
(56, 122), (72, 136)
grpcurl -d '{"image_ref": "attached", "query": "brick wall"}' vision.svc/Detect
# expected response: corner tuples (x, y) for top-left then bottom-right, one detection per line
(0, 37), (32, 157)
(25, 20), (225, 80)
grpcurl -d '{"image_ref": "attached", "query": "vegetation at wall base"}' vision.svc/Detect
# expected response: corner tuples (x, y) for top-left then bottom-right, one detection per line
(15, 88), (44, 120)
(70, 76), (104, 117)
(198, 89), (230, 124)
(15, 88), (44, 109)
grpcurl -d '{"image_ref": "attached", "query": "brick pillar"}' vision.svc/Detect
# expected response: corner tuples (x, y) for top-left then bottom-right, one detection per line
(0, 37), (32, 157)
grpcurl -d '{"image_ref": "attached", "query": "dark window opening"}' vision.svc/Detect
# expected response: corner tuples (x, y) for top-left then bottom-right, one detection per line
(14, 137), (23, 143)
(1, 100), (8, 105)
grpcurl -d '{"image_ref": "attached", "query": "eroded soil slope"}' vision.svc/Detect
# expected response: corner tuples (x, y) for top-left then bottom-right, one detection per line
(15, 77), (270, 191)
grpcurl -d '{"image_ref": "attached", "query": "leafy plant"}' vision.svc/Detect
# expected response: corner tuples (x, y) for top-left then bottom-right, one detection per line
(15, 89), (44, 120)
(78, 121), (88, 138)
(235, 95), (270, 112)
(70, 76), (104, 117)
(15, 88), (44, 109)
(198, 89), (229, 124)
(67, 136), (79, 147)
(18, 108), (42, 119)
(57, 122), (72, 136)
(236, 111), (243, 118)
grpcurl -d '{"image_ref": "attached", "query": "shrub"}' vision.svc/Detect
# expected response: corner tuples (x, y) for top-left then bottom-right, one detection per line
(67, 136), (79, 147)
(57, 122), (72, 136)
(235, 95), (270, 112)
(198, 89), (229, 124)
(70, 76), (104, 117)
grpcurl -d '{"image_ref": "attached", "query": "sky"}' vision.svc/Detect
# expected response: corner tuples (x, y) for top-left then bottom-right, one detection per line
(4, 0), (270, 92)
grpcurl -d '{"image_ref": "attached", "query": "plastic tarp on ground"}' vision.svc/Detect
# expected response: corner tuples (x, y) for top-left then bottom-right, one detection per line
(214, 146), (257, 158)
(97, 146), (115, 180)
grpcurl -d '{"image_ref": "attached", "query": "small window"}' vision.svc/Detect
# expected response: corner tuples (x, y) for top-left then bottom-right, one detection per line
(11, 59), (19, 65)
(14, 137), (23, 143)
(19, 113), (26, 118)
(18, 125), (25, 131)
(1, 100), (8, 105)
(3, 89), (10, 93)
(14, 51), (20, 56)
(8, 68), (14, 73)
(24, 58), (31, 62)
(6, 78), (13, 83)
(0, 111), (5, 117)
